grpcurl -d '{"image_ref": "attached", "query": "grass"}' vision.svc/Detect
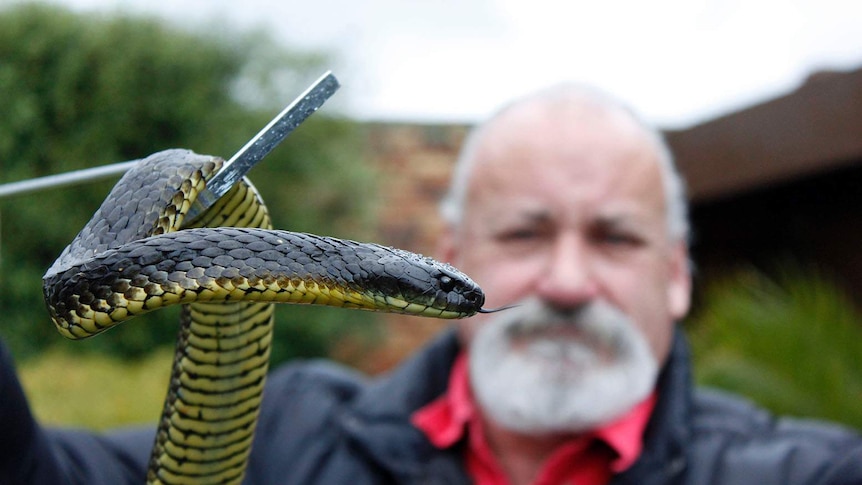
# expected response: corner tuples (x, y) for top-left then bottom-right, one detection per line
(18, 346), (174, 430)
(687, 266), (862, 431)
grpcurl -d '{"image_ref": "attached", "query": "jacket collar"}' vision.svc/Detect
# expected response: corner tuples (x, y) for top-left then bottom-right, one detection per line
(611, 330), (691, 484)
(337, 327), (465, 482)
(338, 327), (693, 484)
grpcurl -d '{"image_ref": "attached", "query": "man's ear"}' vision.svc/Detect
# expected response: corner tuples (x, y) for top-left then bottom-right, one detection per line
(667, 241), (692, 320)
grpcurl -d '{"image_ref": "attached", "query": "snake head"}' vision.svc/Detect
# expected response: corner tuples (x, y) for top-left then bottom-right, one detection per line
(371, 247), (485, 319)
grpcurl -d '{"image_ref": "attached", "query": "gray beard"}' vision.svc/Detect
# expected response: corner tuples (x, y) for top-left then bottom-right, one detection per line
(468, 297), (658, 434)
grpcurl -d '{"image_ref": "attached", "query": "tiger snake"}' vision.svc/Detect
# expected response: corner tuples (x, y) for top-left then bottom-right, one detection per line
(42, 149), (485, 484)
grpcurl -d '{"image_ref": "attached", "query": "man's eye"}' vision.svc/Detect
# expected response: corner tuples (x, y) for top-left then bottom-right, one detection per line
(593, 227), (642, 246)
(595, 229), (642, 246)
(497, 228), (541, 242)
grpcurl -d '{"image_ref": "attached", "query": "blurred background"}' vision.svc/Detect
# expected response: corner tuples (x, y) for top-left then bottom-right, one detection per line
(1, 1), (860, 431)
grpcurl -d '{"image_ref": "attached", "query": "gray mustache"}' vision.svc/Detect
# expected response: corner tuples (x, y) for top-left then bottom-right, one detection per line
(498, 298), (622, 331)
(493, 298), (633, 355)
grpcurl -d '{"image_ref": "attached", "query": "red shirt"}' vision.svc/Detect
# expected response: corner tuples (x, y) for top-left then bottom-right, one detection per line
(411, 353), (656, 485)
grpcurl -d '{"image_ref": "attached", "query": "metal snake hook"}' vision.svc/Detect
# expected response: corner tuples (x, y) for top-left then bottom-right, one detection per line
(185, 71), (340, 222)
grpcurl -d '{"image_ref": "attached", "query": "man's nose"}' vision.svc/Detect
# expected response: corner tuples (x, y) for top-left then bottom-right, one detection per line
(535, 231), (598, 307)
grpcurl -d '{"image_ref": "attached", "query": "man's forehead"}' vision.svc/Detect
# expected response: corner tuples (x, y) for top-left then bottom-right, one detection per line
(471, 133), (665, 198)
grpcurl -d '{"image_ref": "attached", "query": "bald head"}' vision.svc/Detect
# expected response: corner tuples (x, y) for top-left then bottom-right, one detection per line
(441, 84), (688, 244)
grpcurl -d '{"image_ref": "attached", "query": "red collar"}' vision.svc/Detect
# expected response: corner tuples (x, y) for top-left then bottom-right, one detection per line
(411, 353), (656, 485)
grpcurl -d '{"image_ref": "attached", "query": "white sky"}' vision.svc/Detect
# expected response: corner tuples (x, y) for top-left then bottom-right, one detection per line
(38, 0), (862, 128)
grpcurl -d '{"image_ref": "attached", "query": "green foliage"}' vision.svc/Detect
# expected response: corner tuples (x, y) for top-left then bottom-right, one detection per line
(686, 267), (862, 430)
(0, 3), (380, 365)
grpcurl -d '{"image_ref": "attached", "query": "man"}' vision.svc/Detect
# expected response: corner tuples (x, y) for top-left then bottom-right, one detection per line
(429, 84), (692, 483)
(246, 85), (862, 483)
(2, 84), (861, 484)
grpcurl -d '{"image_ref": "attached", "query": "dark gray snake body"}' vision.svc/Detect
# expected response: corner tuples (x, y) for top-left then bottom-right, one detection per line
(42, 149), (484, 484)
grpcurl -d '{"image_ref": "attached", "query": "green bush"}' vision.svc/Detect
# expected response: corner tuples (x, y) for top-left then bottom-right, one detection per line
(0, 3), (380, 366)
(687, 267), (862, 430)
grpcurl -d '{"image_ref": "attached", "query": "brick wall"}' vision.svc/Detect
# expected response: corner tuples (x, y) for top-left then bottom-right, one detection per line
(334, 122), (471, 373)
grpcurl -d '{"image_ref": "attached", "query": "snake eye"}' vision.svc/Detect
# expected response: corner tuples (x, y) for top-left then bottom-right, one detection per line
(438, 275), (455, 292)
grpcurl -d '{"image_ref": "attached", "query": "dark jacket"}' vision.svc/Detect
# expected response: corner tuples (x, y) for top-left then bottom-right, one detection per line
(2, 329), (861, 484)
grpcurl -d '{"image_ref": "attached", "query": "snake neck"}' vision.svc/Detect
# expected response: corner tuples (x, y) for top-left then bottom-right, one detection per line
(148, 167), (274, 485)
(147, 301), (273, 484)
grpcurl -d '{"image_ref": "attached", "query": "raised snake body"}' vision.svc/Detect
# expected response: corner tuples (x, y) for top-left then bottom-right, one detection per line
(42, 149), (484, 484)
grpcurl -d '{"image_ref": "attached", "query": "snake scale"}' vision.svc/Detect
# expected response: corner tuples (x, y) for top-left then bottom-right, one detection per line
(42, 149), (485, 484)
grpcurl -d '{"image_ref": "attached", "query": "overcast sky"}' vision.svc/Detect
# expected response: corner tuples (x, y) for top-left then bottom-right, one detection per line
(38, 0), (862, 128)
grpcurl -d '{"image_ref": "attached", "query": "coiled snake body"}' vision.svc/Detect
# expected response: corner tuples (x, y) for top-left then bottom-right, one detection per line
(42, 149), (484, 484)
